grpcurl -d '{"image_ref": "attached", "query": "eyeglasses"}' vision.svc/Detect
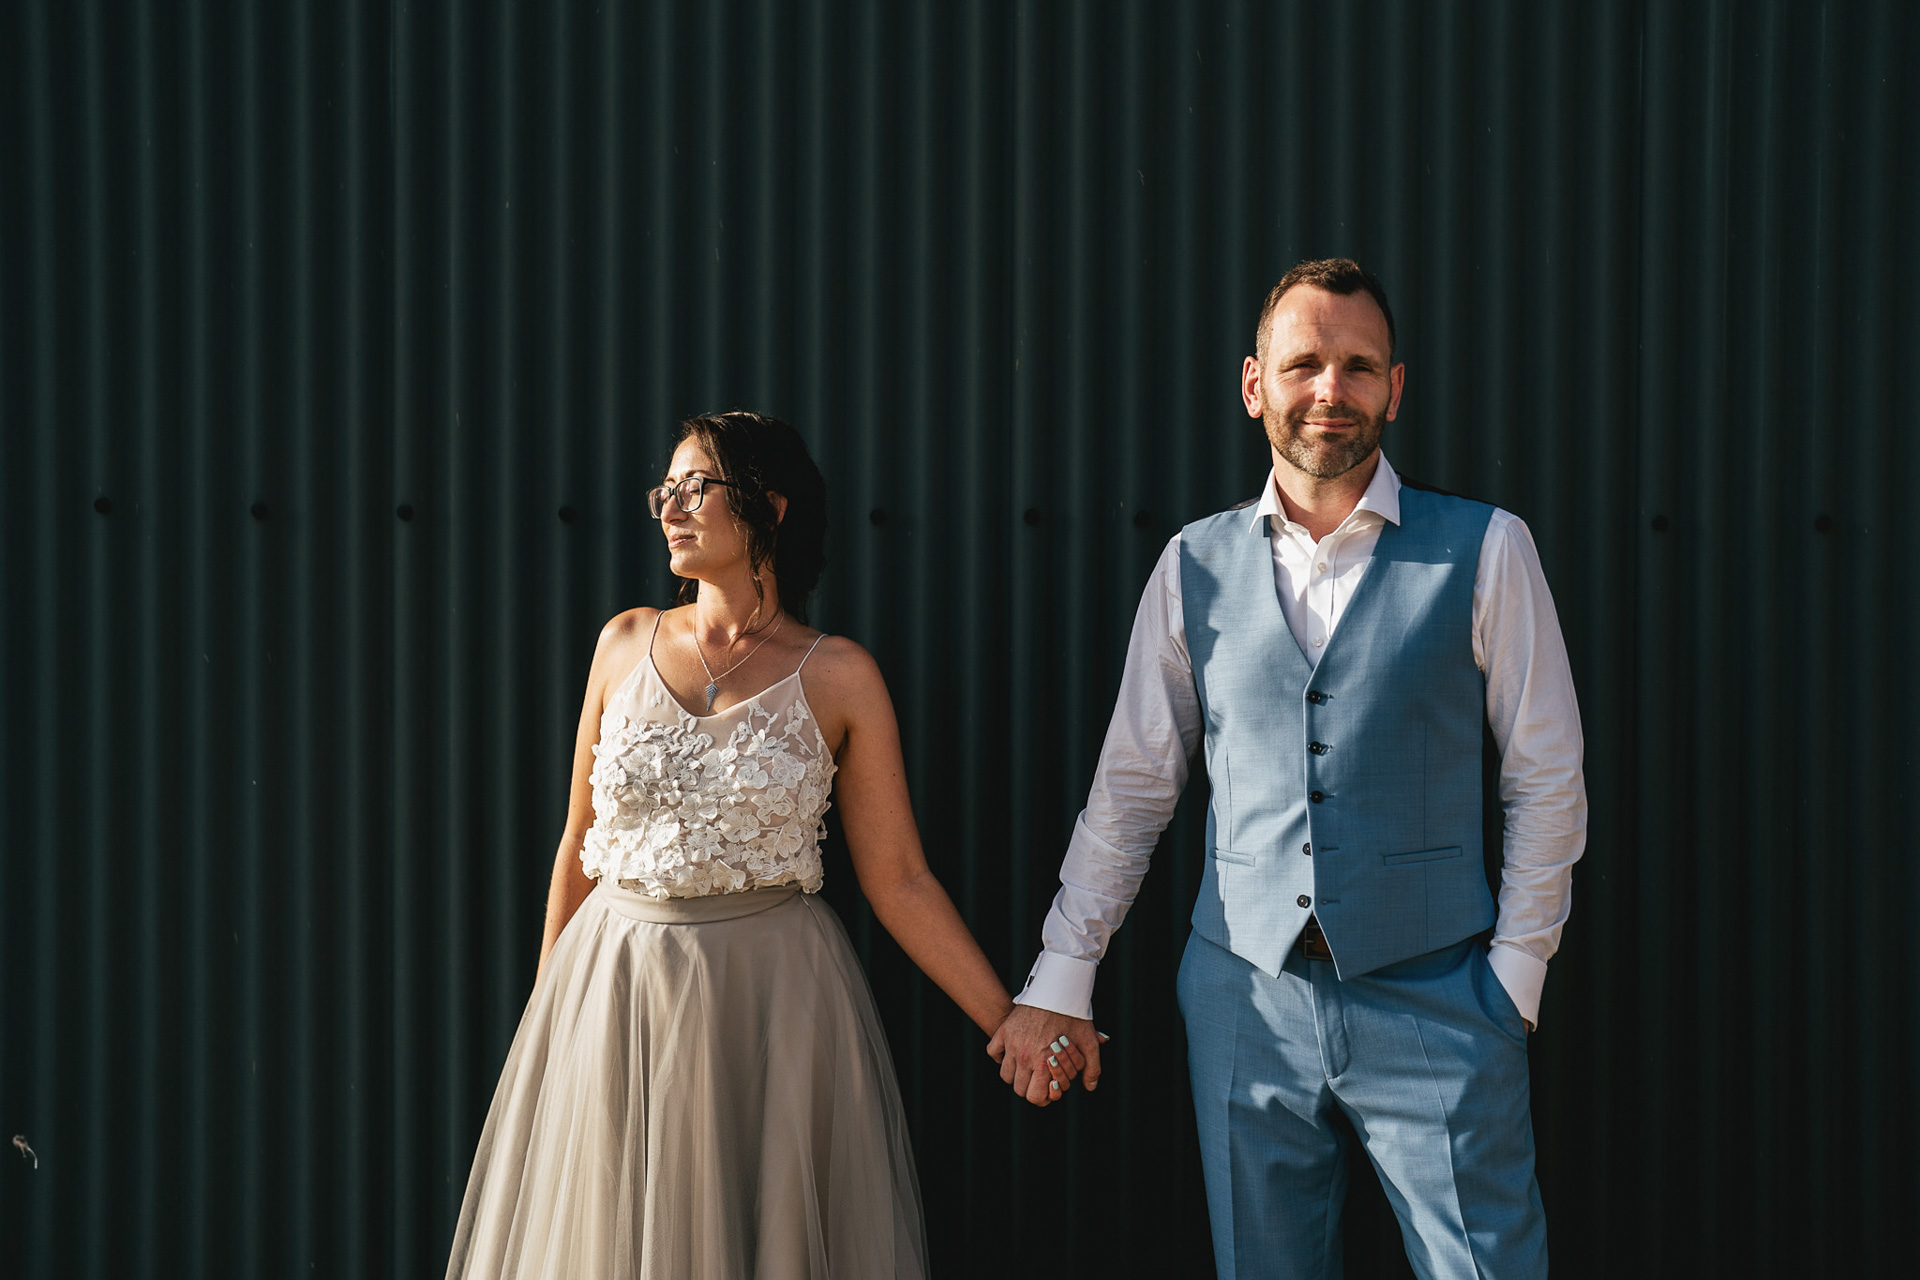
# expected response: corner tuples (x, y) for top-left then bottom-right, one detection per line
(647, 475), (739, 519)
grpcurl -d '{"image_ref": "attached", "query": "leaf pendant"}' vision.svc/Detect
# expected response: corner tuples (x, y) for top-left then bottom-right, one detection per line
(704, 682), (720, 711)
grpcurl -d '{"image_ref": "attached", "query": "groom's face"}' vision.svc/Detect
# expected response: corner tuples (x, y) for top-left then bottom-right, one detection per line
(1243, 286), (1404, 482)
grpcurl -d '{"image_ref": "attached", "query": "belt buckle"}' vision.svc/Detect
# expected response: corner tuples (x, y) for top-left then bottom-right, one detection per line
(1298, 917), (1333, 962)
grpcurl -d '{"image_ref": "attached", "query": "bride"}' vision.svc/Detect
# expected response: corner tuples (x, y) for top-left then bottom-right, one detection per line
(445, 411), (1081, 1279)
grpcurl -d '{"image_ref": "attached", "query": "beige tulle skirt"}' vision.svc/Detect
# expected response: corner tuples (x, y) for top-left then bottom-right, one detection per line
(446, 881), (929, 1280)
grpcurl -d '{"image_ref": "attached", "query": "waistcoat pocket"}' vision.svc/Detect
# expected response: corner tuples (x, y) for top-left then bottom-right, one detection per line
(1207, 846), (1261, 867)
(1381, 845), (1462, 866)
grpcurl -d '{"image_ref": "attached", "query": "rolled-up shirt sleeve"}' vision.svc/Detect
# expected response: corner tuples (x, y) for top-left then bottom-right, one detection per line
(1015, 537), (1204, 1020)
(1475, 511), (1588, 1029)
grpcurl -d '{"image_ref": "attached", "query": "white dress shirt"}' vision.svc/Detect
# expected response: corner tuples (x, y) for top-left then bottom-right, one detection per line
(1013, 455), (1587, 1028)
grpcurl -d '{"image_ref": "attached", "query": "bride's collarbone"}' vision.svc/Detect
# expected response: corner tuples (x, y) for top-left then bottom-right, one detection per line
(653, 624), (820, 717)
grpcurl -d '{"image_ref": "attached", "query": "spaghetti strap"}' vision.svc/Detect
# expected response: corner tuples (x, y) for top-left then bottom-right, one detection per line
(797, 632), (829, 671)
(645, 609), (666, 662)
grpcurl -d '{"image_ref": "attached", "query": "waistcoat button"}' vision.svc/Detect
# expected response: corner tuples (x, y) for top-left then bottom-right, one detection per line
(1306, 690), (1325, 704)
(1309, 741), (1330, 755)
(1302, 843), (1312, 856)
(1309, 790), (1324, 803)
(1296, 894), (1311, 908)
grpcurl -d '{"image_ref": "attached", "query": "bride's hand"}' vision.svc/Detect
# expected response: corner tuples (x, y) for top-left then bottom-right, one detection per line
(987, 1006), (1108, 1106)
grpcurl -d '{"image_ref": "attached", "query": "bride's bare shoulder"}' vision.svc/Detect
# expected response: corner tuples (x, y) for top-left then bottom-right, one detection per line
(599, 605), (665, 644)
(591, 606), (668, 676)
(796, 634), (891, 710)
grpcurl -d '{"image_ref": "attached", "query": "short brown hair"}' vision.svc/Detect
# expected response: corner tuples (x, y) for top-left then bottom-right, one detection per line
(1255, 258), (1397, 361)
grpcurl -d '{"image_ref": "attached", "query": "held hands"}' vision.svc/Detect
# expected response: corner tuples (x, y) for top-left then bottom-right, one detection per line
(987, 1004), (1108, 1107)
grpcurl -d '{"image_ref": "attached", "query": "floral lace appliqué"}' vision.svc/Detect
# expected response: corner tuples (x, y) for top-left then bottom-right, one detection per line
(580, 672), (836, 899)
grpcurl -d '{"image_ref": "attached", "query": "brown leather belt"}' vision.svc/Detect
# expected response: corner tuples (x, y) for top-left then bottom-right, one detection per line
(1297, 915), (1333, 961)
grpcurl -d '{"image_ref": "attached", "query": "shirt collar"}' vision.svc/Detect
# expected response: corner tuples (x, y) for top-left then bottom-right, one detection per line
(1248, 453), (1403, 533)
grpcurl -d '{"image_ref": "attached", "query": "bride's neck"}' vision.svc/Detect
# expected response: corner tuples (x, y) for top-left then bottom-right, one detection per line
(690, 576), (782, 639)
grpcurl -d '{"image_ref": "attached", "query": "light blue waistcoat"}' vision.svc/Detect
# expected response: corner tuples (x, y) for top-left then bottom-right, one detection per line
(1179, 484), (1497, 980)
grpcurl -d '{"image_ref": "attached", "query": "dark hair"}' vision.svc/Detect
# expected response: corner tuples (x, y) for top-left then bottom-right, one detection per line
(1255, 257), (1398, 361)
(669, 410), (829, 624)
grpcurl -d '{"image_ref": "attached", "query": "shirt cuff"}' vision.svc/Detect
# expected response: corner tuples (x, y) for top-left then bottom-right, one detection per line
(1487, 942), (1548, 1029)
(1011, 951), (1098, 1021)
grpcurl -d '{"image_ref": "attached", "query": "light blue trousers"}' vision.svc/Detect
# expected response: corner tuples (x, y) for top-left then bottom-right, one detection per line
(1176, 932), (1546, 1280)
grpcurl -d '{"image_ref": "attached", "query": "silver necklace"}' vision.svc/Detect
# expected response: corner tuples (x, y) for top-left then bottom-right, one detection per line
(692, 612), (786, 711)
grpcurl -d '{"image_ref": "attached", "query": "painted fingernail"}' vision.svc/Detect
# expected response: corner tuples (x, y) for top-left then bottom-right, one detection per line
(1049, 1038), (1063, 1052)
(1059, 1035), (1071, 1047)
(1050, 1080), (1060, 1092)
(1098, 1032), (1110, 1042)
(1049, 1055), (1058, 1067)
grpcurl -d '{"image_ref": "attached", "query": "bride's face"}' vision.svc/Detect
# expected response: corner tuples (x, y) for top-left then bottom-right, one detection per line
(658, 439), (750, 581)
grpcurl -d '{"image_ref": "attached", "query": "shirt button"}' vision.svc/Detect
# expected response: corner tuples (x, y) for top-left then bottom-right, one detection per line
(1296, 895), (1311, 908)
(1316, 562), (1328, 573)
(1302, 843), (1312, 856)
(1310, 790), (1325, 803)
(1312, 636), (1325, 648)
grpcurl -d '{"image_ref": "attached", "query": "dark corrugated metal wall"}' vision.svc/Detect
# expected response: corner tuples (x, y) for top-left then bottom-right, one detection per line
(3, 1), (1914, 1275)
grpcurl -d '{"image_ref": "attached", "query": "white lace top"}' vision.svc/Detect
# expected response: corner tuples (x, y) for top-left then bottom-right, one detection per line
(580, 630), (836, 899)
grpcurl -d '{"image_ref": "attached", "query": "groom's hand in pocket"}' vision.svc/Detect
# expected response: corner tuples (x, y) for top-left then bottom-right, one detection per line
(988, 1005), (1105, 1106)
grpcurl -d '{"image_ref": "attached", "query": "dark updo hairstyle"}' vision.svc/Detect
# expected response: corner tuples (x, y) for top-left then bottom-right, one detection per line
(669, 410), (829, 624)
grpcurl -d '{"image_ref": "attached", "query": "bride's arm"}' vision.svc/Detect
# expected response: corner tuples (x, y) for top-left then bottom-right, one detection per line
(536, 609), (655, 982)
(812, 639), (1049, 1050)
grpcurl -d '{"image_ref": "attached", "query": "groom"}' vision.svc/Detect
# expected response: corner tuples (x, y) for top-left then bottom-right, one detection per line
(990, 258), (1586, 1278)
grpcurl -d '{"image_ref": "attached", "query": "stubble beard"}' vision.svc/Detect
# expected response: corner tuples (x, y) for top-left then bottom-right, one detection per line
(1266, 404), (1385, 481)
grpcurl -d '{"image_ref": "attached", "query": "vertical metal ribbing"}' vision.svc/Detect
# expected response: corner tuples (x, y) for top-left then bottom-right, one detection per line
(1374, 0), (1417, 317)
(1533, 11), (1643, 1263)
(1054, 0), (1097, 1238)
(640, 0), (677, 572)
(1631, 0), (1682, 1259)
(747, 0), (787, 409)
(795, 0), (831, 628)
(484, 0), (522, 1066)
(1211, 3), (1250, 493)
(536, 0), (576, 1007)
(1001, 0), (1040, 1227)
(1638, 1), (1736, 1264)
(1161, 0), (1204, 998)
(1690, 5), (1741, 1262)
(1791, 5), (1878, 1264)
(338, 1), (375, 1271)
(129, 0), (163, 1266)
(0, 5), (17, 1257)
(286, 4), (317, 1269)
(1102, 0), (1144, 1237)
(19, 3), (60, 1276)
(78, 4), (112, 1275)
(436, 0), (474, 1257)
(1847, 14), (1915, 1269)
(1477, 0), (1518, 507)
(841, 0), (881, 965)
(689, 0), (718, 409)
(589, 0), (622, 621)
(179, 1), (213, 1270)
(231, 0), (265, 1270)
(387, 0), (420, 1270)
(1414, 1), (1463, 488)
(947, 0), (996, 1238)
(895, 0), (934, 1151)
(1735, 4), (1794, 1260)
